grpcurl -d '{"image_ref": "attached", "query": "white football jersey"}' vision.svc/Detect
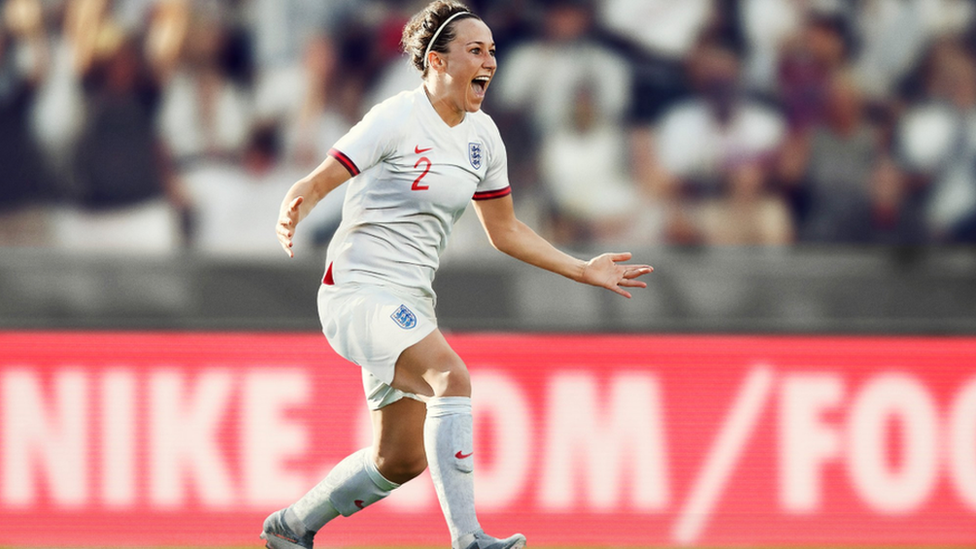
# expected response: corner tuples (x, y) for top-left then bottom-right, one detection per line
(323, 86), (511, 299)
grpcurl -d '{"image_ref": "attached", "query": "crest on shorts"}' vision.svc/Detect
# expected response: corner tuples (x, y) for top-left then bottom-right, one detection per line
(468, 142), (483, 170)
(391, 304), (417, 330)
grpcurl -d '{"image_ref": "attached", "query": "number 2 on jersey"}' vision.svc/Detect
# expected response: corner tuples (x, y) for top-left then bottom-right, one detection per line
(412, 157), (431, 191)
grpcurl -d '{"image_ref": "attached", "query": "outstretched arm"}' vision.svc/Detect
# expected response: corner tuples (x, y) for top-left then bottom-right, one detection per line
(473, 195), (653, 298)
(276, 156), (351, 257)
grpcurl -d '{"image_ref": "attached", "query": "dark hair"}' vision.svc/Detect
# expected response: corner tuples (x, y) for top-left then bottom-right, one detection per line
(401, 1), (481, 76)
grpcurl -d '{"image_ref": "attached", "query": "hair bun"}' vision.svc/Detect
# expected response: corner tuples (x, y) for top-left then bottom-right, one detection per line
(401, 1), (478, 76)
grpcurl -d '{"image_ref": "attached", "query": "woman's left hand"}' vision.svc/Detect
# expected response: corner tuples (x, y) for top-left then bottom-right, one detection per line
(579, 252), (653, 299)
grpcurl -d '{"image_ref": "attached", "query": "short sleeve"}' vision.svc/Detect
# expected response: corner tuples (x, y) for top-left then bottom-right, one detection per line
(329, 100), (401, 177)
(473, 123), (512, 201)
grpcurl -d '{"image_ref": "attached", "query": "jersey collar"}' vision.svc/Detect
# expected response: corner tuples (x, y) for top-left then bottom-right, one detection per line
(419, 85), (468, 130)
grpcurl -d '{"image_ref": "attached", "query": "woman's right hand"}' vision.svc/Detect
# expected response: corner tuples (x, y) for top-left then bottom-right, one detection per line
(276, 196), (304, 258)
(274, 155), (354, 258)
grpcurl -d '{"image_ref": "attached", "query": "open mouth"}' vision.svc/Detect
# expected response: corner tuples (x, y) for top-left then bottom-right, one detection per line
(472, 75), (490, 96)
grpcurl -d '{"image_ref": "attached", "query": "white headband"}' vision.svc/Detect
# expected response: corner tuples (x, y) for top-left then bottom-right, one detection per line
(423, 11), (471, 69)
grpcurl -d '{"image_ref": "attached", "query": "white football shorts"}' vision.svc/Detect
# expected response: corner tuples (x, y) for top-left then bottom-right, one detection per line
(317, 282), (436, 410)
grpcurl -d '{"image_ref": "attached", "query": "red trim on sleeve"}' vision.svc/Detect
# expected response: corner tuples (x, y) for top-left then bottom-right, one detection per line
(323, 262), (335, 285)
(472, 186), (512, 201)
(328, 148), (360, 177)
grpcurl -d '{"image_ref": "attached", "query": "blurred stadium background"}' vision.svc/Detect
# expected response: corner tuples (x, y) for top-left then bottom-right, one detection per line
(0, 0), (975, 547)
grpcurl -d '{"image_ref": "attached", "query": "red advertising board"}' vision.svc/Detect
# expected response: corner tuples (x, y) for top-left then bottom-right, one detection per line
(0, 332), (974, 547)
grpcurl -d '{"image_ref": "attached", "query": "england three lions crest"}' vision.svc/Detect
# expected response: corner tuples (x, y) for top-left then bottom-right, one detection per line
(468, 142), (483, 170)
(391, 304), (417, 330)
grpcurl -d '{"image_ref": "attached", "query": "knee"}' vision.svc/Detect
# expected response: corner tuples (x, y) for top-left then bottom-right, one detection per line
(375, 449), (427, 485)
(429, 367), (471, 397)
(426, 355), (471, 397)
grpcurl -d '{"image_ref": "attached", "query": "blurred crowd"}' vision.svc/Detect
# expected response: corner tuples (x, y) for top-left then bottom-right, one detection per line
(2, 0), (976, 257)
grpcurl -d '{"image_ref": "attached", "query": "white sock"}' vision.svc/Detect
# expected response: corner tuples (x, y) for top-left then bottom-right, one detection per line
(425, 396), (481, 545)
(289, 447), (399, 533)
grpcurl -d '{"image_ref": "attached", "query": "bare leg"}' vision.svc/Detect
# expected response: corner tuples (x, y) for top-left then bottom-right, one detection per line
(390, 328), (471, 398)
(265, 329), (523, 549)
(391, 329), (525, 549)
(371, 396), (427, 484)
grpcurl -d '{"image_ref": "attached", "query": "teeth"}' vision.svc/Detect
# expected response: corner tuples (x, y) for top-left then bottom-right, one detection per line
(472, 76), (489, 95)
